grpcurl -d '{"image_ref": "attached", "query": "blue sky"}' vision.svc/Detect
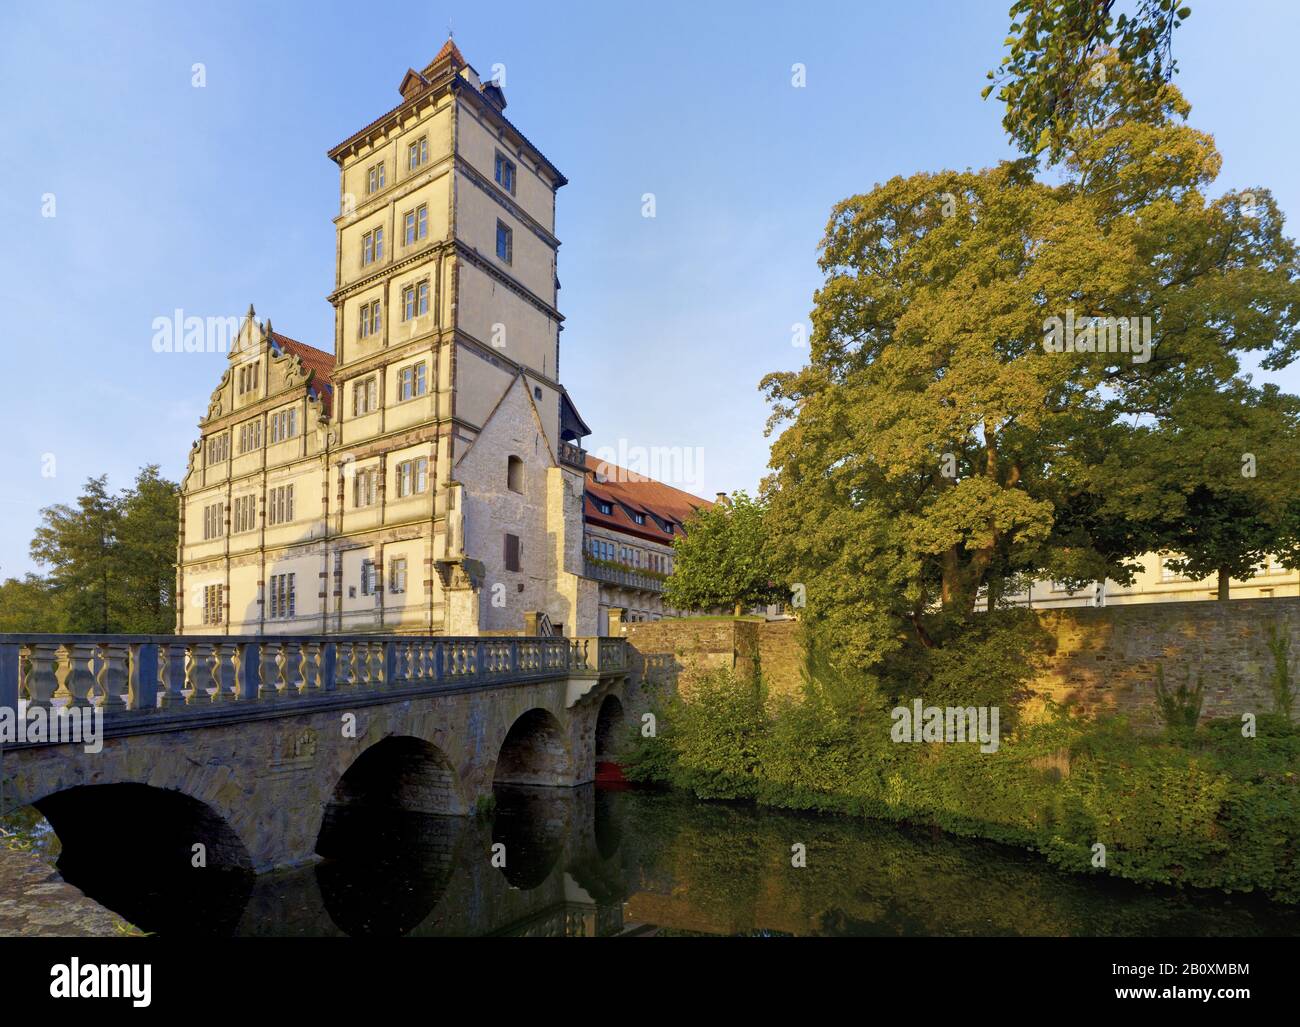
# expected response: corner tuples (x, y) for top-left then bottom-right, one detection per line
(1, 1), (1297, 578)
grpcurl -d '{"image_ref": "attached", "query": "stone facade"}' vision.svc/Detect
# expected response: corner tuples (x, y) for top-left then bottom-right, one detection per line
(2, 673), (627, 873)
(627, 601), (1300, 728)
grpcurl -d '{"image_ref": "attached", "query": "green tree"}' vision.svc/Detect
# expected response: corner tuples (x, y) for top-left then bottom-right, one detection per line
(115, 465), (181, 632)
(761, 59), (1300, 669)
(30, 475), (121, 632)
(0, 574), (65, 633)
(1091, 382), (1300, 599)
(24, 467), (181, 633)
(664, 491), (787, 616)
(987, 0), (1191, 161)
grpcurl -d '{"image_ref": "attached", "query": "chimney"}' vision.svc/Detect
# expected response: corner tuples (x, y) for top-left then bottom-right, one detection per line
(715, 491), (729, 505)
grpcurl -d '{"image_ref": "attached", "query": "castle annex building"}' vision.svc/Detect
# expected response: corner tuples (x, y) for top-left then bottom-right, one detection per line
(178, 41), (710, 638)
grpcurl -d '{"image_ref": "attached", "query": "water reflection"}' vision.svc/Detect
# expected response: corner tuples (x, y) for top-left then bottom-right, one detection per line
(16, 787), (1300, 937)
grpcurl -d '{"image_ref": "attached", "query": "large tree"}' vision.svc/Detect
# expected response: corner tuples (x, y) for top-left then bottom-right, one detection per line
(664, 491), (788, 616)
(761, 58), (1300, 669)
(115, 465), (181, 633)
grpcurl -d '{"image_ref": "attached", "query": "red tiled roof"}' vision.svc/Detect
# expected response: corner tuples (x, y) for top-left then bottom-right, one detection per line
(583, 454), (713, 546)
(270, 332), (335, 416)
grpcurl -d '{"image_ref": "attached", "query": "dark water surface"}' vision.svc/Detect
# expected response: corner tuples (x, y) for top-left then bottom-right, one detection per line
(12, 787), (1300, 937)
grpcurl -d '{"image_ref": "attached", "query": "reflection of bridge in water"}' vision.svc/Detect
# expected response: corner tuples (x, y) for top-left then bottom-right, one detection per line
(0, 633), (632, 884)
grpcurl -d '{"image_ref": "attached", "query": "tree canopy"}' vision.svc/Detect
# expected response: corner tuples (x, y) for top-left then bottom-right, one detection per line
(664, 491), (788, 616)
(761, 56), (1300, 668)
(2, 465), (180, 634)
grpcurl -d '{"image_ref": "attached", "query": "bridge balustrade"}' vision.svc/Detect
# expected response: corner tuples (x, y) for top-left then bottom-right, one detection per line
(0, 633), (630, 719)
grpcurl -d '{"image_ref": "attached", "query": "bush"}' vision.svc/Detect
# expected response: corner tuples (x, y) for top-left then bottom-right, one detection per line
(623, 667), (1300, 903)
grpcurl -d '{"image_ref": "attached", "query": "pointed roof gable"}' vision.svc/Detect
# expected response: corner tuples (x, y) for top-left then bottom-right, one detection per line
(422, 38), (467, 79)
(269, 332), (336, 415)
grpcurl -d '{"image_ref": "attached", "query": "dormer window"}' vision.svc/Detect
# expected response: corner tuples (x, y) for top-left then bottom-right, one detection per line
(632, 513), (645, 525)
(596, 500), (612, 516)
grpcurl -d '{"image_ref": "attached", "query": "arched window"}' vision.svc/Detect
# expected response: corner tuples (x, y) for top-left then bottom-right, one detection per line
(507, 455), (524, 493)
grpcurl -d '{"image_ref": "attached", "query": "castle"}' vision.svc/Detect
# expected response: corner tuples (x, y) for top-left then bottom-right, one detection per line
(177, 40), (710, 638)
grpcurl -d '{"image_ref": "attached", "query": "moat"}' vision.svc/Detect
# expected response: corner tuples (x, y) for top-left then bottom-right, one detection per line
(4, 786), (1299, 937)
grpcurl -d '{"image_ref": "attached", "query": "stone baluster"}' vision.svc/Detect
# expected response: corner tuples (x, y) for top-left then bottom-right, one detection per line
(355, 641), (372, 688)
(185, 642), (212, 705)
(94, 642), (128, 710)
(302, 641), (322, 696)
(259, 640), (282, 700)
(280, 641), (303, 699)
(126, 643), (158, 711)
(335, 642), (354, 688)
(159, 641), (188, 708)
(55, 643), (96, 709)
(210, 642), (236, 703)
(25, 643), (60, 708)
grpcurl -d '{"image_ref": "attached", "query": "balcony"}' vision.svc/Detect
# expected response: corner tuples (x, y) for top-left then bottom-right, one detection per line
(584, 558), (666, 594)
(559, 441), (588, 470)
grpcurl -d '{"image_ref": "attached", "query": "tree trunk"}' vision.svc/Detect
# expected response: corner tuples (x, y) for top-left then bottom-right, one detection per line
(1217, 567), (1230, 601)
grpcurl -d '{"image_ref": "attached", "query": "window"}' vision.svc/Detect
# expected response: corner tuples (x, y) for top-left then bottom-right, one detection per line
(360, 559), (377, 596)
(354, 468), (377, 508)
(362, 227), (384, 265)
(233, 494), (257, 534)
(507, 455), (524, 493)
(268, 573), (296, 619)
(366, 161), (385, 194)
(207, 434), (229, 465)
(402, 280), (429, 321)
(504, 533), (521, 572)
(389, 557), (407, 595)
(494, 152), (517, 194)
(238, 419), (262, 454)
(352, 376), (377, 416)
(407, 136), (428, 171)
(268, 484), (294, 525)
(202, 502), (224, 540)
(397, 362), (427, 401)
(403, 204), (428, 246)
(396, 457), (428, 498)
(236, 363), (259, 396)
(358, 299), (382, 339)
(269, 408), (298, 444)
(496, 220), (512, 263)
(202, 585), (224, 626)
(596, 500), (612, 515)
(632, 512), (645, 525)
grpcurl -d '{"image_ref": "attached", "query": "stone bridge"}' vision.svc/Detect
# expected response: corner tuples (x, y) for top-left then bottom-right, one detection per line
(0, 634), (631, 873)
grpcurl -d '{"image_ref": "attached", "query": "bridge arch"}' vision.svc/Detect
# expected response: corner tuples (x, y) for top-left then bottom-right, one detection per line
(493, 707), (574, 787)
(595, 694), (626, 763)
(324, 735), (469, 819)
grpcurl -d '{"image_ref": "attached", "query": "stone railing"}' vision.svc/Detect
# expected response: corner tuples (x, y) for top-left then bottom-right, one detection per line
(583, 558), (666, 594)
(0, 633), (629, 717)
(559, 441), (588, 470)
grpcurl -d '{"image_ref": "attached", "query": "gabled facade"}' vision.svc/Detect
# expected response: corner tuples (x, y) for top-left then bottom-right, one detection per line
(178, 40), (598, 637)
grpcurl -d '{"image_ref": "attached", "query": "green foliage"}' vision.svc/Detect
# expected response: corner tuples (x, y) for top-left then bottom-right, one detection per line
(1152, 663), (1204, 732)
(4, 465), (180, 633)
(987, 0), (1191, 162)
(625, 668), (1300, 902)
(761, 51), (1300, 670)
(664, 490), (787, 614)
(1263, 622), (1296, 720)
